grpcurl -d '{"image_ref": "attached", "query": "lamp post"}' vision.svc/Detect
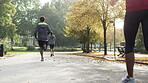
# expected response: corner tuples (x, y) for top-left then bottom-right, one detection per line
(110, 20), (116, 60)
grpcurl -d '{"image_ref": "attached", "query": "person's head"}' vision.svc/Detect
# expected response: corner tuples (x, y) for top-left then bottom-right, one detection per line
(40, 16), (45, 22)
(50, 32), (53, 35)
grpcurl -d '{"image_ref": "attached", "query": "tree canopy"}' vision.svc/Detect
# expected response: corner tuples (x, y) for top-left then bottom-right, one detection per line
(65, 0), (125, 54)
(0, 0), (16, 39)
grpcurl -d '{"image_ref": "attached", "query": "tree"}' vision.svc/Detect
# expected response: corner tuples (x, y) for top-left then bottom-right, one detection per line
(93, 0), (125, 55)
(65, 0), (104, 53)
(39, 1), (78, 47)
(0, 0), (16, 51)
(12, 0), (40, 36)
(0, 0), (16, 39)
(135, 25), (148, 53)
(65, 0), (124, 54)
(12, 0), (41, 46)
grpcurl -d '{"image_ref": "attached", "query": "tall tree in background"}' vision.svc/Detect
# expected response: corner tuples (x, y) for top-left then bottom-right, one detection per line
(65, 0), (125, 54)
(12, 0), (78, 47)
(94, 0), (125, 55)
(39, 1), (78, 47)
(64, 0), (103, 53)
(12, 0), (40, 46)
(12, 0), (40, 37)
(0, 0), (16, 39)
(135, 25), (147, 53)
(0, 0), (16, 51)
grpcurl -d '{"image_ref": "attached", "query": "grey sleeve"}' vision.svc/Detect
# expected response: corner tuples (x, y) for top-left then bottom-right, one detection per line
(54, 35), (56, 41)
(47, 25), (51, 35)
(34, 25), (38, 39)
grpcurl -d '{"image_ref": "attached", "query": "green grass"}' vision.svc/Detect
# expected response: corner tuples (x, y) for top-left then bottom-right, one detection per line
(6, 46), (81, 55)
(7, 47), (39, 55)
(7, 51), (37, 55)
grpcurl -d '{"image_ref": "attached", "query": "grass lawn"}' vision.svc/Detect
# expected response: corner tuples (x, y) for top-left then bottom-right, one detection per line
(6, 46), (81, 55)
(7, 47), (39, 55)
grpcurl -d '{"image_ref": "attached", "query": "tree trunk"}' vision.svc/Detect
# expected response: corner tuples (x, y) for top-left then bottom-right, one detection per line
(11, 37), (14, 50)
(104, 28), (107, 55)
(99, 43), (101, 52)
(110, 42), (112, 52)
(86, 26), (90, 53)
(82, 42), (86, 53)
(102, 20), (107, 55)
(91, 43), (92, 52)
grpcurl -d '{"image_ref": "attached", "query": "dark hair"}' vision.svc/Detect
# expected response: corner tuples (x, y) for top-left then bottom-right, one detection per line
(50, 32), (53, 35)
(40, 16), (45, 22)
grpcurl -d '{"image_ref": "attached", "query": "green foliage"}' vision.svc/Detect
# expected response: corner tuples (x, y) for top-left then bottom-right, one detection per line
(12, 0), (40, 37)
(10, 0), (78, 47)
(0, 39), (11, 54)
(38, 1), (78, 47)
(0, 0), (16, 52)
(135, 26), (148, 53)
(0, 0), (16, 39)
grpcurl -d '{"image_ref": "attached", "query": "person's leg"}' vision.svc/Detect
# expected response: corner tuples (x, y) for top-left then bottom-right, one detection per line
(40, 46), (44, 59)
(51, 49), (53, 54)
(124, 11), (142, 78)
(141, 10), (148, 51)
(49, 44), (54, 56)
(43, 41), (48, 51)
(38, 40), (44, 61)
(52, 45), (54, 56)
(50, 45), (52, 56)
(125, 53), (135, 78)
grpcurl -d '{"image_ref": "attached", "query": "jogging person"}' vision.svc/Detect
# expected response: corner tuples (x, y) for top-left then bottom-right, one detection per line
(34, 16), (51, 61)
(110, 0), (148, 83)
(48, 32), (56, 57)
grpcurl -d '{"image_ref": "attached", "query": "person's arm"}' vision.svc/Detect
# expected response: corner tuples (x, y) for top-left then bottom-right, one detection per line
(54, 35), (56, 41)
(110, 0), (118, 6)
(47, 25), (51, 35)
(54, 35), (56, 44)
(34, 25), (38, 39)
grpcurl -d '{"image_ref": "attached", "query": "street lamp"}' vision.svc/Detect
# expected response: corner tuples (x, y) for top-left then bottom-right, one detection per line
(110, 20), (116, 60)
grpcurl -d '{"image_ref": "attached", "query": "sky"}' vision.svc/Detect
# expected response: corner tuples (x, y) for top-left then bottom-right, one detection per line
(40, 0), (51, 5)
(115, 19), (124, 29)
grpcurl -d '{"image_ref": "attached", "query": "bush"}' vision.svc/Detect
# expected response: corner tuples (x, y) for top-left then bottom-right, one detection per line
(26, 46), (35, 51)
(4, 43), (11, 54)
(0, 39), (11, 54)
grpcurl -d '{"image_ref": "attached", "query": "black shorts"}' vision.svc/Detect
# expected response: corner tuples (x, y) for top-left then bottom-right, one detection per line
(38, 40), (48, 48)
(124, 10), (148, 53)
(49, 44), (54, 49)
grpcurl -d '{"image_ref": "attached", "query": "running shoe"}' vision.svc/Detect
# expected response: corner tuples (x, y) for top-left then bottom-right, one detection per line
(122, 77), (135, 83)
(41, 58), (44, 61)
(50, 54), (54, 57)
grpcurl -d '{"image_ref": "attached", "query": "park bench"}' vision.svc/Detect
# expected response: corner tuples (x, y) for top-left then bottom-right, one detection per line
(116, 46), (125, 57)
(116, 42), (125, 57)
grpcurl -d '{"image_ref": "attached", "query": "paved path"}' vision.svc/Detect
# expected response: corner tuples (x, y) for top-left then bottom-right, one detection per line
(0, 52), (148, 83)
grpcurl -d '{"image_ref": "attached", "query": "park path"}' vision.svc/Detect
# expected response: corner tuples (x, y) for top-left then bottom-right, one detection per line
(0, 52), (148, 83)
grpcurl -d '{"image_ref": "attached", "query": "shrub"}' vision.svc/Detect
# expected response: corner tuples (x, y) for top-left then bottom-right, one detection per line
(0, 39), (11, 54)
